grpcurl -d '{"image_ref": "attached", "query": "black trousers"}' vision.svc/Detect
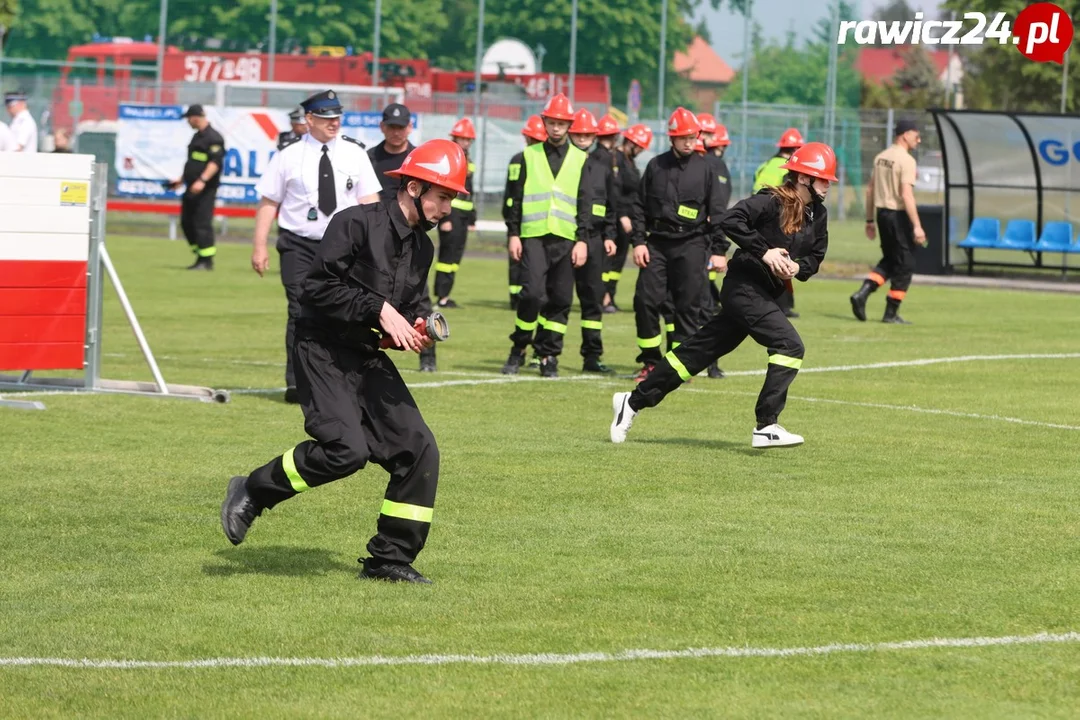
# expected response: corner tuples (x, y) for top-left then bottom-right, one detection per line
(872, 208), (916, 293)
(434, 210), (468, 299)
(510, 235), (574, 358)
(630, 275), (805, 427)
(508, 256), (524, 299)
(246, 333), (439, 565)
(180, 189), (216, 257)
(574, 233), (606, 359)
(603, 221), (632, 302)
(277, 230), (320, 388)
(633, 236), (708, 364)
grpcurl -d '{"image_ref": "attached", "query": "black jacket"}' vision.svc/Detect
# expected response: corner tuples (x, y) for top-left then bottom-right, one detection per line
(631, 149), (728, 256)
(298, 198), (433, 350)
(502, 150), (525, 233)
(182, 125), (226, 187)
(576, 145), (616, 241)
(612, 147), (641, 220)
(720, 189), (829, 296)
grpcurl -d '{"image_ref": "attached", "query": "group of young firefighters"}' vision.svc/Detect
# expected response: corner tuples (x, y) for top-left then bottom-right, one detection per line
(222, 90), (923, 583)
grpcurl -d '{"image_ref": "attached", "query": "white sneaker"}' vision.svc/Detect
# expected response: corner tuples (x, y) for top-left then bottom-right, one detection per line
(610, 392), (637, 443)
(751, 423), (804, 448)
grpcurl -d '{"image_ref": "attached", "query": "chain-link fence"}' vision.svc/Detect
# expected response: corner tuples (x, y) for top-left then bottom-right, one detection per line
(3, 67), (943, 222)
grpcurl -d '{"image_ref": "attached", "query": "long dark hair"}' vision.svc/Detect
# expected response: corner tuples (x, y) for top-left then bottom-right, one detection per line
(767, 173), (807, 236)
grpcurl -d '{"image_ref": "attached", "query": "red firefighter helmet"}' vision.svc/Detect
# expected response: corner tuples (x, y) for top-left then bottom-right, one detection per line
(541, 93), (575, 121)
(623, 123), (653, 150)
(522, 114), (548, 142)
(694, 137), (706, 154)
(569, 108), (599, 135)
(386, 139), (470, 195)
(709, 123), (732, 148)
(779, 141), (838, 182)
(450, 117), (476, 139)
(696, 113), (718, 134)
(596, 114), (621, 136)
(667, 107), (701, 137)
(776, 127), (806, 148)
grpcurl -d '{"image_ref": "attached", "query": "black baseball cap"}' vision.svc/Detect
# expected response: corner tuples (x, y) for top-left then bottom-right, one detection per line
(382, 103), (411, 127)
(895, 118), (920, 136)
(182, 104), (205, 118)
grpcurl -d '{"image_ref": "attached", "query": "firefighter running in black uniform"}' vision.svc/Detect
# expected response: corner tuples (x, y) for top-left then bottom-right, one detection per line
(221, 138), (470, 585)
(166, 104), (225, 271)
(500, 93), (589, 378)
(610, 142), (837, 449)
(630, 107), (727, 382)
(754, 127), (806, 318)
(850, 118), (927, 324)
(568, 109), (617, 374)
(504, 115), (548, 310)
(433, 118), (477, 309)
(276, 106), (308, 150)
(603, 123), (652, 313)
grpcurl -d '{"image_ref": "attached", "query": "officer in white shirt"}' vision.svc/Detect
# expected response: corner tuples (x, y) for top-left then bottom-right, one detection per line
(4, 91), (38, 153)
(251, 89), (382, 403)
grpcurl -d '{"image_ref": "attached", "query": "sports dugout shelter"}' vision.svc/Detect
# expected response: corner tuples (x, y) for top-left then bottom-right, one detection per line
(930, 109), (1080, 275)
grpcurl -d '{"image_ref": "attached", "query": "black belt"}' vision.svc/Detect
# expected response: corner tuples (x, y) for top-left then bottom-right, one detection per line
(280, 228), (321, 242)
(648, 220), (699, 234)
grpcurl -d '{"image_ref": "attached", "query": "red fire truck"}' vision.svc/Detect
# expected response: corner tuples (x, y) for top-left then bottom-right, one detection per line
(52, 40), (611, 128)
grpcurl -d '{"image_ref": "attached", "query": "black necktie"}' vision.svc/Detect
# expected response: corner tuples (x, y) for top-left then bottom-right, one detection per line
(319, 145), (336, 216)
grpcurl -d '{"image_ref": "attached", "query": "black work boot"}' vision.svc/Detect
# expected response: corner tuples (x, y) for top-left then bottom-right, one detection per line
(359, 557), (432, 584)
(509, 294), (520, 311)
(221, 475), (263, 546)
(187, 256), (214, 271)
(419, 346), (437, 372)
(582, 356), (615, 374)
(707, 362), (725, 379)
(283, 386), (299, 404)
(501, 347), (526, 374)
(539, 355), (559, 377)
(849, 279), (877, 322)
(882, 297), (912, 325)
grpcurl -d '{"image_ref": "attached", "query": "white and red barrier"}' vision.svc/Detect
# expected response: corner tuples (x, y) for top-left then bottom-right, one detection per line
(0, 153), (92, 371)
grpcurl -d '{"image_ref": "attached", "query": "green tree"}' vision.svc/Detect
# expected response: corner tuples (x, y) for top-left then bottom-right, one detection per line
(941, 0), (1080, 111)
(0, 0), (18, 36)
(724, 2), (861, 107)
(861, 46), (946, 109)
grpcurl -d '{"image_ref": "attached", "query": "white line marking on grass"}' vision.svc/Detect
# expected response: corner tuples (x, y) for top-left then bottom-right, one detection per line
(2, 631), (1076, 670)
(683, 387), (1080, 432)
(715, 353), (1080, 378)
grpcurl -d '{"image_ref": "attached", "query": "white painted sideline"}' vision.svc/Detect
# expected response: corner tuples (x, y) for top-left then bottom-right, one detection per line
(1, 631), (1076, 670)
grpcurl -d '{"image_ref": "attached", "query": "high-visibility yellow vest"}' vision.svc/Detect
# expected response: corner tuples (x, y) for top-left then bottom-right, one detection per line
(753, 155), (789, 193)
(451, 161), (477, 212)
(520, 143), (586, 240)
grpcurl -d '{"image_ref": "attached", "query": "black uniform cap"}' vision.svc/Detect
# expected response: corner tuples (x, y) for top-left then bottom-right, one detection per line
(301, 90), (344, 119)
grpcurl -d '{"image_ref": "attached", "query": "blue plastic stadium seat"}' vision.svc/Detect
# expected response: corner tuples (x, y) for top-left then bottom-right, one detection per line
(998, 219), (1037, 250)
(957, 217), (1000, 248)
(1034, 221), (1076, 253)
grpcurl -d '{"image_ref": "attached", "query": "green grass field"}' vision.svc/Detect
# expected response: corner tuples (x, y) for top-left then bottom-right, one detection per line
(3, 230), (1080, 718)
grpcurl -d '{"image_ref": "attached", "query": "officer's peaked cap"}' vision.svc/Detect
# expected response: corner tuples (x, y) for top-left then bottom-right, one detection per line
(301, 90), (344, 118)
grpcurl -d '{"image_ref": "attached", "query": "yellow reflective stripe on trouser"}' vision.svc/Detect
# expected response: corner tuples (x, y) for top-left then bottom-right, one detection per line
(665, 323), (675, 333)
(608, 271), (622, 281)
(769, 353), (803, 370)
(281, 446), (310, 493)
(516, 317), (538, 331)
(509, 284), (523, 294)
(709, 271), (718, 281)
(196, 247), (217, 258)
(380, 499), (433, 523)
(637, 334), (662, 348)
(544, 320), (568, 334)
(435, 262), (458, 273)
(665, 351), (691, 382)
(581, 320), (603, 330)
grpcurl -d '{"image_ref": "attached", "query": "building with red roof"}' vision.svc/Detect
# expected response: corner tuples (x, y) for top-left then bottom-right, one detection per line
(674, 36), (736, 111)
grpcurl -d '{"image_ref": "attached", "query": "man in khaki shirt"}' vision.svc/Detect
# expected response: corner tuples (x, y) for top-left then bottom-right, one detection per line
(850, 118), (927, 324)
